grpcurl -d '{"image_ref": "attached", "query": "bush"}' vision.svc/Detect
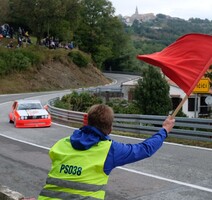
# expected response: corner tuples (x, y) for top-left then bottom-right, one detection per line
(0, 46), (47, 75)
(9, 51), (32, 71)
(55, 92), (141, 114)
(68, 50), (90, 68)
(56, 91), (102, 112)
(20, 48), (41, 65)
(106, 99), (140, 114)
(0, 59), (9, 75)
(53, 99), (71, 110)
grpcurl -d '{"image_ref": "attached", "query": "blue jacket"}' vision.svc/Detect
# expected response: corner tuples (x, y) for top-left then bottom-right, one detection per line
(70, 125), (167, 175)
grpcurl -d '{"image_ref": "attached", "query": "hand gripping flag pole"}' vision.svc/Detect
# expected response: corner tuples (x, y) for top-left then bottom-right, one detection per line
(137, 33), (212, 118)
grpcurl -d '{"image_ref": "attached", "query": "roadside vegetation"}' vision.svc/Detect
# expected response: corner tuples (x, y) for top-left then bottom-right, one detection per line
(0, 37), (94, 76)
(0, 45), (44, 75)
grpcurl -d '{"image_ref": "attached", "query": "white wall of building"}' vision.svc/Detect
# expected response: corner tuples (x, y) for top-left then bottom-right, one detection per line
(169, 85), (199, 118)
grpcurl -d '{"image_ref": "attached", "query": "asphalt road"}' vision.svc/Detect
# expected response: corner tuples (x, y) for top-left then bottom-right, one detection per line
(0, 73), (212, 199)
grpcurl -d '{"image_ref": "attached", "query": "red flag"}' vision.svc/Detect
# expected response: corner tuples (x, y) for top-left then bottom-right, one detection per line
(137, 33), (212, 96)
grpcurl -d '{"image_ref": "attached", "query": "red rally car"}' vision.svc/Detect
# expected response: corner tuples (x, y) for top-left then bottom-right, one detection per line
(9, 99), (52, 128)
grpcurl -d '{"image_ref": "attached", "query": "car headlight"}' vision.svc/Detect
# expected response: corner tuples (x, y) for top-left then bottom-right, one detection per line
(20, 116), (27, 120)
(42, 115), (48, 119)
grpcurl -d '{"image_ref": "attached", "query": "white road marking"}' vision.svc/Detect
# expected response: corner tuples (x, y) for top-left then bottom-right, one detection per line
(119, 167), (212, 193)
(0, 133), (50, 150)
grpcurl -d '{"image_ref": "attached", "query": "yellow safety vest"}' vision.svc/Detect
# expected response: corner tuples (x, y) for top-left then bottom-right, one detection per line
(38, 137), (112, 200)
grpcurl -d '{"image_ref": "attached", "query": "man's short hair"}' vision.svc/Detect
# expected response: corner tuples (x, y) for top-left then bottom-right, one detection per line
(88, 104), (114, 135)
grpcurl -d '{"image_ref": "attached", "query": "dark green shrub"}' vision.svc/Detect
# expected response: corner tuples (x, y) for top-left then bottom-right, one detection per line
(56, 92), (141, 114)
(106, 99), (140, 114)
(53, 99), (71, 110)
(0, 50), (10, 75)
(68, 50), (90, 67)
(0, 47), (44, 75)
(9, 51), (31, 71)
(20, 48), (41, 65)
(176, 109), (188, 117)
(0, 59), (9, 75)
(56, 91), (102, 112)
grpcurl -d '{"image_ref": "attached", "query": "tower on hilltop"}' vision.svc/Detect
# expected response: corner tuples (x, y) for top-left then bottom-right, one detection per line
(135, 6), (139, 15)
(123, 6), (155, 26)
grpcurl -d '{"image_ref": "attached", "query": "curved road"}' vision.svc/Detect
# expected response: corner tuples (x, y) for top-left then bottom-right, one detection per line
(0, 73), (212, 199)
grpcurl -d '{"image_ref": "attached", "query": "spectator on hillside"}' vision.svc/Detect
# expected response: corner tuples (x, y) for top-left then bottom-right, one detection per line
(23, 31), (32, 45)
(68, 41), (74, 49)
(18, 27), (22, 36)
(17, 36), (23, 48)
(49, 40), (56, 49)
(7, 41), (14, 48)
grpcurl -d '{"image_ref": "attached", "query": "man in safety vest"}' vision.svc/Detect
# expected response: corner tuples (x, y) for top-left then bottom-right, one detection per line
(38, 104), (175, 200)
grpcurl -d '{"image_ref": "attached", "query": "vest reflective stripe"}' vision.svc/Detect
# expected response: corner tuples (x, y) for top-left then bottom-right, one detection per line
(39, 188), (101, 200)
(38, 137), (112, 200)
(46, 177), (106, 192)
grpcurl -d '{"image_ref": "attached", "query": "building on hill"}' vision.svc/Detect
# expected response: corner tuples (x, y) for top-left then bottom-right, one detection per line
(122, 7), (156, 26)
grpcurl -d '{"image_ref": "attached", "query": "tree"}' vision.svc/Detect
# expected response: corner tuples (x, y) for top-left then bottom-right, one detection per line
(9, 0), (67, 43)
(0, 0), (10, 24)
(134, 66), (172, 115)
(62, 0), (82, 41)
(75, 0), (129, 68)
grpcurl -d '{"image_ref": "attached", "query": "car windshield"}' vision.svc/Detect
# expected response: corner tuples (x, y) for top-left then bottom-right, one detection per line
(17, 103), (43, 110)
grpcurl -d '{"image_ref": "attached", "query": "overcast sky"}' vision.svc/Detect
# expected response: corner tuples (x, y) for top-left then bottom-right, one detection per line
(110, 0), (212, 20)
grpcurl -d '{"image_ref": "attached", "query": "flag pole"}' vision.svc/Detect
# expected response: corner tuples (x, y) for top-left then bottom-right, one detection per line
(171, 94), (189, 118)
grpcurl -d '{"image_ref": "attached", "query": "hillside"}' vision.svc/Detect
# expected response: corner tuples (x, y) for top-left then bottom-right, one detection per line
(0, 58), (111, 94)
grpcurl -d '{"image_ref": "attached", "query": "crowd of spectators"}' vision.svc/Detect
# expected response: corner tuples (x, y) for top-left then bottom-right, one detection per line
(41, 36), (74, 50)
(0, 23), (74, 50)
(0, 24), (32, 48)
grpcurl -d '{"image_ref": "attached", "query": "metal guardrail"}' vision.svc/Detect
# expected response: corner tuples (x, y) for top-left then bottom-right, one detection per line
(47, 98), (212, 142)
(48, 97), (87, 125)
(113, 114), (212, 142)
